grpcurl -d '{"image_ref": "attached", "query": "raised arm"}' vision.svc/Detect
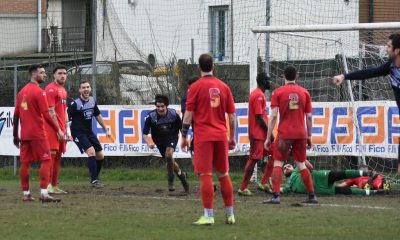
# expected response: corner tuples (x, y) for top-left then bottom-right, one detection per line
(333, 62), (391, 86)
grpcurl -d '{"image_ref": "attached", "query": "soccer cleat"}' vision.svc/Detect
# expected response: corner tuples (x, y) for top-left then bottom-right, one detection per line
(238, 188), (252, 196)
(52, 186), (68, 194)
(168, 181), (175, 192)
(383, 182), (390, 191)
(303, 195), (318, 204)
(22, 194), (35, 202)
(263, 195), (280, 204)
(192, 216), (214, 226)
(257, 183), (272, 193)
(178, 171), (189, 193)
(363, 183), (371, 190)
(91, 180), (105, 188)
(39, 194), (61, 203)
(225, 214), (236, 225)
(47, 185), (55, 194)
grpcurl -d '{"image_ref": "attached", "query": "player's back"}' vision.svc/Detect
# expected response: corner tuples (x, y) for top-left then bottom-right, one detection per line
(186, 76), (235, 142)
(16, 83), (47, 140)
(248, 88), (267, 140)
(272, 84), (311, 139)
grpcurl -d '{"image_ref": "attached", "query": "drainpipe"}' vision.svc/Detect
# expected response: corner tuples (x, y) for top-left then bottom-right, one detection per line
(38, 0), (42, 52)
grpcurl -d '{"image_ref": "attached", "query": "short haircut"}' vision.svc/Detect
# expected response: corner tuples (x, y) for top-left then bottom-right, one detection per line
(284, 66), (297, 81)
(52, 64), (67, 74)
(79, 80), (90, 88)
(28, 64), (44, 75)
(188, 76), (199, 86)
(389, 33), (400, 50)
(198, 53), (213, 72)
(256, 72), (270, 88)
(155, 94), (169, 106)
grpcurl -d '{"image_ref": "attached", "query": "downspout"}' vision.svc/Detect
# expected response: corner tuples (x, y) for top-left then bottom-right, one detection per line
(38, 0), (42, 52)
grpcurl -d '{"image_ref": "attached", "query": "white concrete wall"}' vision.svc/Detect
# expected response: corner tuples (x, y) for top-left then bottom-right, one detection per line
(97, 0), (359, 63)
(0, 14), (46, 56)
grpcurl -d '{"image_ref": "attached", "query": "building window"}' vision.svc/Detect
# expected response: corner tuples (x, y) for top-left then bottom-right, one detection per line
(210, 6), (229, 61)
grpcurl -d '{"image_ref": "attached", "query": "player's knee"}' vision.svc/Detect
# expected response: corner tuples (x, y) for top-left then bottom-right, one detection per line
(216, 172), (228, 178)
(273, 160), (284, 168)
(296, 162), (307, 170)
(95, 151), (104, 160)
(85, 147), (96, 157)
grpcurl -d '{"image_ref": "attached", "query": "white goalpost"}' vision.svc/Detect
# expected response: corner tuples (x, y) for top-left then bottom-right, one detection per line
(250, 22), (400, 181)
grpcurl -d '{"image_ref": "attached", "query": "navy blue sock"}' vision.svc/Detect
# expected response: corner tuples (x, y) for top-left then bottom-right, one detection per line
(96, 160), (103, 178)
(88, 156), (98, 182)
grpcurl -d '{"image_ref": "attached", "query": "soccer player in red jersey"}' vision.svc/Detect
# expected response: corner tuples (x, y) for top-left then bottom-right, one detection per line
(13, 64), (64, 202)
(45, 65), (70, 194)
(181, 53), (236, 225)
(263, 66), (317, 204)
(238, 72), (274, 196)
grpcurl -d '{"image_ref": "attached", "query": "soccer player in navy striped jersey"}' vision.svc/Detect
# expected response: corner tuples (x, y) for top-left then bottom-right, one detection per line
(333, 33), (400, 176)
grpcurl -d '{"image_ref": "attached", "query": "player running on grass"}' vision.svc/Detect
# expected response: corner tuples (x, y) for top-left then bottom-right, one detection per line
(13, 64), (64, 202)
(238, 72), (274, 196)
(68, 80), (110, 188)
(181, 53), (236, 225)
(143, 94), (189, 194)
(282, 162), (386, 196)
(333, 33), (400, 176)
(264, 66), (317, 204)
(44, 64), (70, 194)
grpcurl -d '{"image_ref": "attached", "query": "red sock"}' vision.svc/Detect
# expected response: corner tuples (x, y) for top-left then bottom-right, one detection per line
(239, 159), (256, 190)
(49, 153), (56, 185)
(199, 175), (214, 209)
(261, 158), (274, 185)
(271, 166), (283, 193)
(20, 162), (30, 191)
(39, 160), (51, 190)
(300, 168), (314, 193)
(51, 153), (62, 186)
(219, 175), (234, 207)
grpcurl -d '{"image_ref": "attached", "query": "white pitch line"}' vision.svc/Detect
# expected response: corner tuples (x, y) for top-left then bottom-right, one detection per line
(116, 194), (395, 210)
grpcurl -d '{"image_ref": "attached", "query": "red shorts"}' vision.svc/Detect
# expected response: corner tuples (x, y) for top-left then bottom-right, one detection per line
(194, 140), (229, 174)
(273, 137), (307, 162)
(20, 139), (51, 163)
(47, 130), (66, 153)
(250, 139), (268, 160)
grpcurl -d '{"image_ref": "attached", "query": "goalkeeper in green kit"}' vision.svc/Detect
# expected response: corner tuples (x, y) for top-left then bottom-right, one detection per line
(282, 162), (384, 196)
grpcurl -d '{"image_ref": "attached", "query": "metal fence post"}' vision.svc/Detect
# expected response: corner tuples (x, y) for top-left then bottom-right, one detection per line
(13, 64), (17, 176)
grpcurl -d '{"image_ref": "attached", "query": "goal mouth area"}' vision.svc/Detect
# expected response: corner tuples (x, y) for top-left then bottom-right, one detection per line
(249, 22), (400, 182)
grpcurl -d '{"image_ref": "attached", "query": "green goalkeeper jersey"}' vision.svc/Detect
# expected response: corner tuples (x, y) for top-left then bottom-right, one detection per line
(283, 168), (335, 195)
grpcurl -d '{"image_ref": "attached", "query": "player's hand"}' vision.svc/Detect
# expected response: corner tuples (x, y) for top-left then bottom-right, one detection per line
(148, 144), (156, 149)
(57, 130), (64, 141)
(306, 137), (312, 149)
(332, 74), (345, 86)
(65, 134), (73, 142)
(264, 138), (271, 151)
(13, 137), (20, 149)
(181, 138), (189, 152)
(228, 138), (236, 150)
(105, 129), (111, 138)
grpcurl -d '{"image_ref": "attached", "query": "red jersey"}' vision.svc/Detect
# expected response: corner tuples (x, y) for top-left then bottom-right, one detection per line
(248, 87), (268, 140)
(45, 82), (67, 131)
(271, 84), (312, 139)
(186, 76), (235, 142)
(14, 82), (51, 140)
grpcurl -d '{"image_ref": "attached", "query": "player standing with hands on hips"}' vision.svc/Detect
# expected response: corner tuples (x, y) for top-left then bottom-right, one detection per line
(332, 33), (400, 176)
(68, 80), (111, 188)
(13, 64), (64, 202)
(181, 53), (237, 225)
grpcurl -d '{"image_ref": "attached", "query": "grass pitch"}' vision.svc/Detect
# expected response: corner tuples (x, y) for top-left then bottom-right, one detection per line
(0, 167), (399, 240)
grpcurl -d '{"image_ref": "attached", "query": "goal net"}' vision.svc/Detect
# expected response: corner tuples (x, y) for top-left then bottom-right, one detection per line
(250, 22), (400, 182)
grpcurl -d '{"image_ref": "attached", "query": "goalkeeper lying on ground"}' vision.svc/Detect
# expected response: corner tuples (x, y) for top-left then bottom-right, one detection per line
(282, 162), (387, 196)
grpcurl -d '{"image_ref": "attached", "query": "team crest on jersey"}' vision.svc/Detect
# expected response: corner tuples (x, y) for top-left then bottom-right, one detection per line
(288, 93), (299, 109)
(209, 88), (221, 108)
(21, 96), (28, 110)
